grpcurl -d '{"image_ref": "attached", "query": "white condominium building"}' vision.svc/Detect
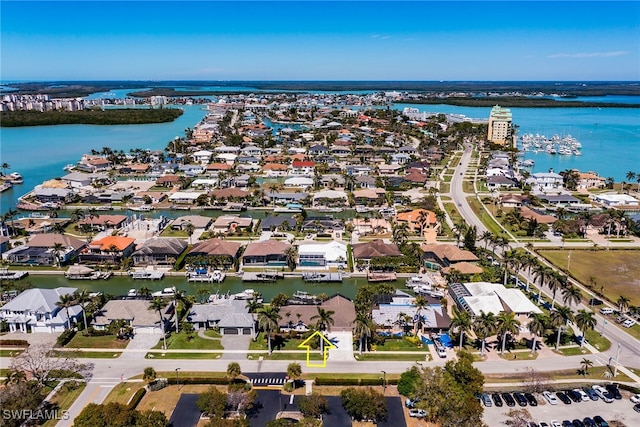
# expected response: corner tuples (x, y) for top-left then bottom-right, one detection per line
(487, 105), (513, 146)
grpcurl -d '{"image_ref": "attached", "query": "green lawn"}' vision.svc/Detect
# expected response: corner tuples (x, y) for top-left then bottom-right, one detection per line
(555, 346), (592, 357)
(52, 350), (122, 359)
(151, 331), (224, 351)
(467, 197), (509, 238)
(146, 352), (222, 359)
(484, 366), (632, 384)
(249, 352), (323, 361)
(537, 249), (640, 306)
(66, 333), (129, 349)
(0, 349), (24, 357)
(249, 332), (309, 352)
(41, 381), (87, 427)
(584, 329), (611, 352)
(370, 337), (426, 352)
(203, 329), (222, 339)
(354, 353), (429, 362)
(160, 227), (189, 238)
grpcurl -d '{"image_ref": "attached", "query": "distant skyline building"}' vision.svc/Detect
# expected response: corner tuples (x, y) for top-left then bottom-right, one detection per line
(487, 105), (513, 147)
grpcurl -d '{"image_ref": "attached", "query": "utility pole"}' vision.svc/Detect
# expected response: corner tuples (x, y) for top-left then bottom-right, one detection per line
(175, 368), (181, 390)
(381, 370), (387, 395)
(613, 343), (621, 377)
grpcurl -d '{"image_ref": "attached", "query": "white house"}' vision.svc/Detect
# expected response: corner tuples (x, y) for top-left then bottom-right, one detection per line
(192, 150), (213, 164)
(0, 287), (82, 333)
(168, 191), (204, 204)
(526, 172), (564, 191)
(284, 177), (314, 188)
(593, 194), (639, 207)
(297, 241), (347, 268)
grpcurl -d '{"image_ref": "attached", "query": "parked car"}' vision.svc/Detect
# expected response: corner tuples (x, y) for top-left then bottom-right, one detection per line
(409, 408), (427, 418)
(481, 393), (492, 407)
(599, 307), (614, 315)
(566, 389), (582, 403)
(539, 423), (550, 427)
(543, 391), (559, 405)
(604, 384), (621, 400)
(514, 392), (528, 407)
(572, 388), (589, 402)
(550, 421), (562, 427)
(491, 392), (504, 407)
(502, 392), (516, 407)
(582, 418), (597, 427)
(572, 420), (585, 427)
(591, 385), (613, 403)
(592, 415), (609, 427)
(589, 298), (603, 306)
(622, 318), (636, 328)
(630, 393), (640, 403)
(405, 398), (419, 408)
(633, 403), (640, 413)
(556, 391), (572, 404)
(582, 387), (599, 401)
(524, 392), (538, 406)
(562, 421), (573, 427)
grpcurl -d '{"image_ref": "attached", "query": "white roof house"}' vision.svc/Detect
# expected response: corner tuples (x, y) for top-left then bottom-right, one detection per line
(168, 191), (204, 204)
(458, 282), (542, 317)
(0, 287), (82, 333)
(313, 190), (348, 204)
(284, 177), (314, 187)
(193, 150), (213, 164)
(298, 241), (347, 267)
(593, 193), (639, 207)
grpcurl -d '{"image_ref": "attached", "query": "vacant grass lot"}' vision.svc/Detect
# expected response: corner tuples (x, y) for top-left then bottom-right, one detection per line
(538, 249), (640, 306)
(66, 333), (129, 349)
(151, 331), (223, 351)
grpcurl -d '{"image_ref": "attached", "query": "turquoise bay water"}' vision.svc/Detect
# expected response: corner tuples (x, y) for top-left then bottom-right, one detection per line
(394, 103), (640, 180)
(0, 105), (209, 212)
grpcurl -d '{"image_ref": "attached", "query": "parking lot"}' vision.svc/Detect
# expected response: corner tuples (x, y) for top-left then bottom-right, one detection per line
(482, 390), (640, 426)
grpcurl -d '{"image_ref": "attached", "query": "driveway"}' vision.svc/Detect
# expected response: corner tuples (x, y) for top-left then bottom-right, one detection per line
(379, 397), (407, 427)
(120, 333), (160, 359)
(323, 396), (352, 427)
(248, 389), (286, 427)
(221, 334), (252, 360)
(169, 394), (201, 427)
(0, 331), (59, 348)
(327, 331), (355, 362)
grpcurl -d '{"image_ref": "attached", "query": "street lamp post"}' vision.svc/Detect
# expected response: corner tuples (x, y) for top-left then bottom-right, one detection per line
(613, 343), (621, 377)
(381, 370), (386, 394)
(175, 368), (181, 390)
(600, 319), (607, 336)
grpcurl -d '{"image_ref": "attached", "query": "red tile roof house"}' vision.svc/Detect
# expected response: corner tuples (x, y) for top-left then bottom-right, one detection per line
(242, 240), (291, 267)
(155, 175), (182, 188)
(420, 243), (479, 269)
(79, 236), (136, 264)
(277, 294), (356, 333)
(291, 161), (315, 176)
(262, 163), (289, 177)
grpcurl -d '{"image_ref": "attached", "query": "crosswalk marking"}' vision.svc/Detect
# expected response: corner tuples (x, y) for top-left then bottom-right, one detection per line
(249, 377), (285, 385)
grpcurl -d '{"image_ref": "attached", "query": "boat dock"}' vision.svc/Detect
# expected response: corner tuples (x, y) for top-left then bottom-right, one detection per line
(242, 272), (284, 282)
(0, 270), (28, 280)
(129, 270), (165, 280)
(367, 271), (397, 282)
(302, 272), (343, 283)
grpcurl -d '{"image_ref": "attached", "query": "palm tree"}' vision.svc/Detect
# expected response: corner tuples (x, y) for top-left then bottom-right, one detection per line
(52, 242), (65, 267)
(310, 307), (335, 354)
(245, 295), (263, 314)
(547, 272), (567, 310)
(473, 311), (496, 356)
(416, 210), (432, 237)
(1, 162), (10, 176)
(73, 289), (91, 331)
(257, 305), (281, 355)
(562, 285), (582, 308)
(452, 221), (468, 248)
(528, 313), (548, 354)
(496, 311), (521, 354)
(477, 230), (494, 252)
(550, 305), (574, 350)
(287, 362), (302, 387)
(226, 362), (242, 382)
(56, 293), (76, 330)
(139, 287), (151, 299)
(520, 254), (538, 292)
(148, 297), (168, 350)
(533, 264), (552, 303)
(284, 246), (298, 271)
(580, 357), (594, 376)
(184, 222), (195, 245)
(391, 222), (409, 246)
(450, 306), (472, 350)
(617, 295), (630, 314)
(413, 295), (427, 335)
(352, 313), (373, 355)
(575, 309), (597, 348)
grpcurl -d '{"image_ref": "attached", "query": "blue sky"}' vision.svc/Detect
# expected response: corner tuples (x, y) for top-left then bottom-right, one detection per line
(1, 1), (638, 81)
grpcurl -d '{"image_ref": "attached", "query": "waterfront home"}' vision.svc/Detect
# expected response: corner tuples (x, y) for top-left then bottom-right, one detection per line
(131, 192), (167, 205)
(0, 287), (81, 333)
(186, 299), (255, 336)
(298, 241), (347, 268)
(92, 299), (170, 334)
(77, 155), (112, 173)
(168, 191), (204, 205)
(486, 175), (518, 190)
(211, 215), (253, 234)
(205, 162), (233, 174)
(319, 174), (345, 188)
(241, 145), (263, 157)
(171, 215), (212, 230)
(448, 282), (542, 319)
(351, 218), (391, 236)
(185, 238), (241, 269)
(2, 233), (85, 266)
(372, 297), (451, 333)
(192, 150), (213, 164)
(78, 214), (129, 231)
(592, 193), (639, 207)
(312, 190), (348, 208)
(301, 216), (344, 233)
(260, 215), (296, 232)
(209, 188), (250, 204)
(61, 172), (108, 188)
(526, 171), (564, 191)
(420, 243), (479, 270)
(396, 209), (437, 232)
(155, 175), (182, 188)
(79, 236), (136, 264)
(284, 177), (314, 188)
(291, 161), (315, 175)
(266, 191), (308, 205)
(33, 186), (72, 204)
(352, 188), (386, 207)
(352, 240), (402, 262)
(539, 194), (581, 206)
(132, 237), (188, 267)
(278, 294), (356, 333)
(242, 240), (291, 267)
(190, 178), (219, 190)
(519, 206), (557, 224)
(499, 194), (528, 208)
(355, 175), (377, 188)
(577, 171), (606, 189)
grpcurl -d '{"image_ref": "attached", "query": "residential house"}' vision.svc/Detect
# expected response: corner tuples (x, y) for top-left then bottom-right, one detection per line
(259, 215), (297, 232)
(352, 240), (402, 261)
(78, 214), (130, 232)
(242, 240), (291, 267)
(263, 163), (289, 177)
(171, 215), (212, 230)
(577, 171), (606, 189)
(211, 215), (253, 234)
(298, 241), (347, 268)
(420, 243), (479, 270)
(526, 171), (564, 191)
(186, 299), (255, 336)
(351, 218), (391, 236)
(79, 236), (136, 264)
(592, 194), (639, 207)
(92, 299), (170, 334)
(156, 175), (182, 188)
(132, 238), (188, 267)
(168, 191), (204, 205)
(301, 216), (344, 233)
(312, 190), (348, 208)
(352, 188), (386, 207)
(291, 161), (315, 175)
(209, 188), (250, 203)
(449, 282), (542, 319)
(0, 287), (82, 333)
(372, 295), (451, 333)
(486, 175), (518, 190)
(277, 294), (355, 333)
(403, 169), (428, 186)
(3, 234), (85, 266)
(185, 239), (241, 269)
(192, 150), (213, 164)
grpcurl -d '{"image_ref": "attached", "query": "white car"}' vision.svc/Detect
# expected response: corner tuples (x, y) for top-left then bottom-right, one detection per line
(573, 388), (590, 402)
(592, 385), (614, 403)
(542, 391), (559, 405)
(409, 408), (427, 418)
(550, 421), (562, 427)
(630, 393), (640, 403)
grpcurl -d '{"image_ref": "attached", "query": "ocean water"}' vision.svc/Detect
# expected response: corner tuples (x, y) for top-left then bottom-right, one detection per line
(394, 103), (640, 180)
(0, 105), (209, 213)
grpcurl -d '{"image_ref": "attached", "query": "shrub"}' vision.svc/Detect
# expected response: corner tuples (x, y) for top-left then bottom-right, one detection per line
(0, 339), (29, 347)
(127, 388), (146, 409)
(57, 329), (76, 346)
(146, 378), (168, 392)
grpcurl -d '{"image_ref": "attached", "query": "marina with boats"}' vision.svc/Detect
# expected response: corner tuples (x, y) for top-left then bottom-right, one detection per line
(518, 133), (583, 156)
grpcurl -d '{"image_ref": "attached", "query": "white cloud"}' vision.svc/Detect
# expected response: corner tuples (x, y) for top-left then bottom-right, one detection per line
(548, 51), (629, 59)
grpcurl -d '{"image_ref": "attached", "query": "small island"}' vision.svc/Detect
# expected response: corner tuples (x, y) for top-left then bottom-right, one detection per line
(0, 108), (184, 127)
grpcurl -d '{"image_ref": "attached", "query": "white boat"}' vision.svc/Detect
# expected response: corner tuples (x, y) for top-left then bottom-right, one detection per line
(127, 289), (138, 297)
(7, 172), (23, 184)
(63, 164), (76, 172)
(379, 207), (396, 218)
(231, 289), (258, 300)
(355, 206), (369, 213)
(130, 269), (165, 280)
(151, 287), (175, 298)
(406, 274), (435, 290)
(187, 269), (226, 283)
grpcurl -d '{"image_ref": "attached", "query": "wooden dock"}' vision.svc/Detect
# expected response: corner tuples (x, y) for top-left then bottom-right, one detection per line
(302, 272), (343, 283)
(242, 272), (284, 282)
(367, 272), (397, 282)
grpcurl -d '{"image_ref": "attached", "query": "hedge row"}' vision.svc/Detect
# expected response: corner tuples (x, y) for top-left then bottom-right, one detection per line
(166, 376), (229, 386)
(57, 330), (76, 346)
(314, 377), (398, 386)
(128, 388), (146, 410)
(0, 339), (30, 347)
(616, 382), (640, 394)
